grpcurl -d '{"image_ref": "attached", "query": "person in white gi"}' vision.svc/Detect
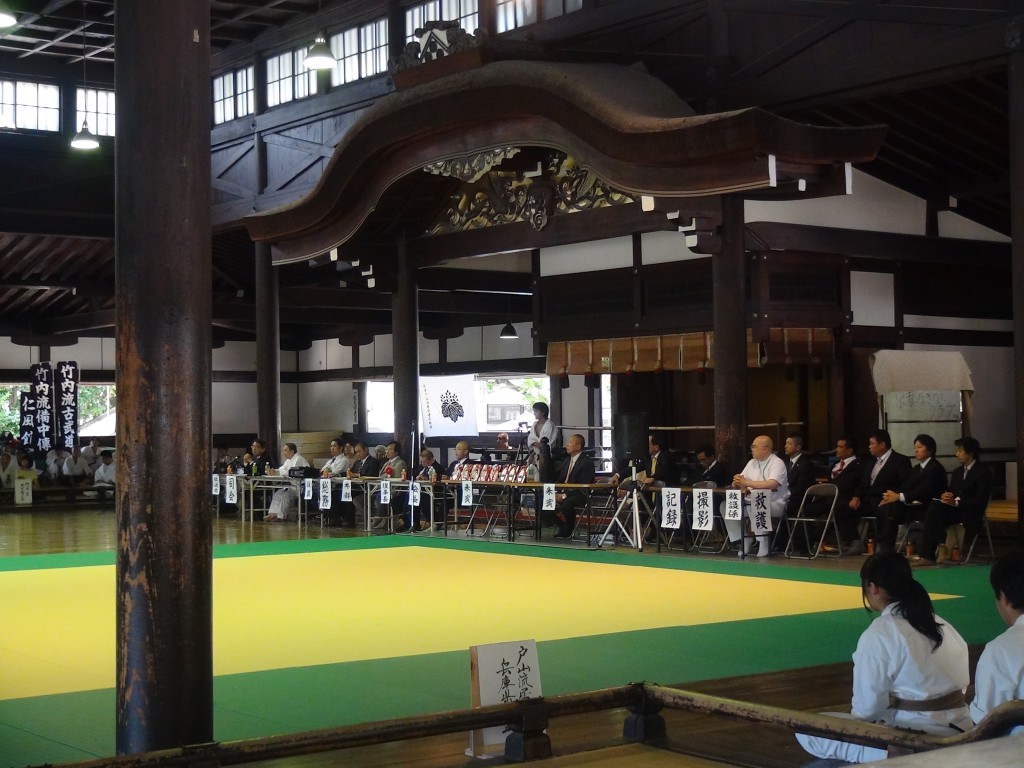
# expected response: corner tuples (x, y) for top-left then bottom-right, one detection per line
(92, 450), (116, 501)
(970, 549), (1024, 734)
(727, 434), (789, 557)
(264, 442), (310, 522)
(0, 451), (15, 489)
(797, 551), (972, 763)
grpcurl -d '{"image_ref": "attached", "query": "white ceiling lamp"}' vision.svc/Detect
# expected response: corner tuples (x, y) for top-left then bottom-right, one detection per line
(0, 2), (17, 28)
(304, 31), (335, 70)
(71, 119), (99, 150)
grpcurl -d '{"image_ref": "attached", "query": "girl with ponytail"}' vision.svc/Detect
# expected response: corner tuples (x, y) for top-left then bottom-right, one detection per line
(797, 552), (971, 762)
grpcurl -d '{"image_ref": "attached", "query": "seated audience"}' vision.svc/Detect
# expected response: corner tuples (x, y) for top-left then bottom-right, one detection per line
(876, 433), (946, 553)
(62, 446), (93, 487)
(81, 437), (103, 473)
(796, 552), (971, 763)
(849, 429), (912, 550)
(970, 550), (1024, 732)
(727, 435), (789, 557)
(915, 436), (991, 565)
(15, 453), (40, 490)
(249, 439), (271, 476)
(551, 433), (596, 540)
(406, 448), (444, 532)
(0, 451), (15, 490)
(693, 443), (729, 487)
(92, 450), (116, 502)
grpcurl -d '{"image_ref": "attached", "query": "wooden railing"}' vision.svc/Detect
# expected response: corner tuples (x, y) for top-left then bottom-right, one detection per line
(45, 683), (1024, 767)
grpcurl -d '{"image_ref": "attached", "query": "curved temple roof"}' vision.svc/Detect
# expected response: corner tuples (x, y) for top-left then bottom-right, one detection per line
(247, 60), (886, 264)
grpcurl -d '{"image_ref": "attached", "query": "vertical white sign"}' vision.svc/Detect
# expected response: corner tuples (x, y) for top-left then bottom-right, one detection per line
(724, 489), (743, 520)
(224, 474), (237, 504)
(409, 481), (421, 506)
(661, 487), (682, 529)
(542, 483), (556, 511)
(303, 479), (313, 500)
(14, 477), (33, 505)
(750, 489), (773, 533)
(319, 478), (332, 510)
(380, 479), (392, 505)
(461, 480), (473, 506)
(211, 474), (220, 496)
(341, 478), (352, 501)
(691, 487), (714, 531)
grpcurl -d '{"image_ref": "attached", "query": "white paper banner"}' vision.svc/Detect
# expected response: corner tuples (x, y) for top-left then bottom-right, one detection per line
(750, 489), (773, 533)
(461, 480), (473, 506)
(724, 489), (743, 520)
(14, 476), (33, 505)
(211, 474), (220, 496)
(542, 483), (556, 511)
(660, 487), (682, 529)
(691, 487), (714, 531)
(341, 478), (352, 502)
(409, 481), (421, 507)
(319, 478), (332, 510)
(303, 479), (313, 501)
(225, 474), (237, 504)
(419, 373), (479, 437)
(380, 479), (392, 505)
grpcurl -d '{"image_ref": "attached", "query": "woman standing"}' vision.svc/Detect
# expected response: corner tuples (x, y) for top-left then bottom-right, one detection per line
(797, 552), (971, 762)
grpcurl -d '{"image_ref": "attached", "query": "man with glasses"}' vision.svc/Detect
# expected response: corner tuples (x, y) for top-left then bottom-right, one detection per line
(727, 435), (789, 557)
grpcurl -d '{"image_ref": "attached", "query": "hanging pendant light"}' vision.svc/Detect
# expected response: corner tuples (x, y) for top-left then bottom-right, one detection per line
(71, 119), (99, 150)
(499, 321), (518, 340)
(0, 2), (17, 28)
(304, 31), (335, 70)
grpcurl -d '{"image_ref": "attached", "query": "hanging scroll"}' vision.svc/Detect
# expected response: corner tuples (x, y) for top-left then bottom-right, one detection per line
(56, 361), (79, 450)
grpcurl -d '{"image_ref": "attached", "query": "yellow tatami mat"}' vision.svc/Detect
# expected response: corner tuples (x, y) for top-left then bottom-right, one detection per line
(0, 547), (951, 701)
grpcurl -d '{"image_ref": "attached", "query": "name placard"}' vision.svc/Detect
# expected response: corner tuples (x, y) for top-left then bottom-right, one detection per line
(468, 639), (542, 757)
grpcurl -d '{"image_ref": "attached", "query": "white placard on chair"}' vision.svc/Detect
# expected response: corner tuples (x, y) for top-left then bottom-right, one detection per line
(341, 478), (352, 501)
(661, 487), (682, 529)
(691, 487), (713, 531)
(542, 483), (556, 511)
(409, 481), (421, 506)
(211, 474), (220, 496)
(380, 479), (391, 505)
(461, 481), (473, 506)
(750, 489), (773, 533)
(724, 489), (742, 520)
(319, 478), (332, 510)
(303, 479), (313, 500)
(224, 474), (237, 504)
(14, 477), (33, 506)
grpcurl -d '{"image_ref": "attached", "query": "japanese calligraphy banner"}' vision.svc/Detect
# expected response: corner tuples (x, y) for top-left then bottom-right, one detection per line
(303, 479), (313, 501)
(461, 480), (473, 506)
(30, 362), (54, 452)
(224, 474), (237, 504)
(18, 391), (37, 450)
(340, 478), (352, 502)
(542, 483), (556, 511)
(661, 487), (682, 529)
(750, 489), (773, 533)
(691, 487), (714, 531)
(469, 639), (542, 757)
(319, 478), (332, 510)
(211, 474), (221, 495)
(55, 361), (79, 450)
(724, 489), (743, 520)
(14, 476), (33, 505)
(380, 479), (391, 505)
(409, 481), (421, 507)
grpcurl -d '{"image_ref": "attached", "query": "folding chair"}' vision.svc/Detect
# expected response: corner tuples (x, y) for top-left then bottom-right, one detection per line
(570, 489), (617, 546)
(689, 481), (728, 554)
(781, 483), (840, 559)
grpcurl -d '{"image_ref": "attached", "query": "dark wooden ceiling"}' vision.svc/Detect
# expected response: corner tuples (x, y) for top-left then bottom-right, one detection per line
(0, 0), (1017, 350)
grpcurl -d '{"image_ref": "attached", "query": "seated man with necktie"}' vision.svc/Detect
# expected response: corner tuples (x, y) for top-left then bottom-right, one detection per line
(822, 436), (865, 554)
(875, 433), (947, 553)
(551, 434), (596, 540)
(914, 436), (991, 565)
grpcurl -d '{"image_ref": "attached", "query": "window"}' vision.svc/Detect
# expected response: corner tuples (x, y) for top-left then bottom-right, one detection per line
(0, 79), (60, 132)
(405, 1), (440, 42)
(76, 87), (115, 137)
(406, 0), (479, 41)
(329, 18), (389, 86)
(212, 66), (254, 125)
(265, 49), (317, 108)
(496, 0), (580, 32)
(366, 380), (395, 433)
(443, 0), (479, 32)
(495, 0), (535, 32)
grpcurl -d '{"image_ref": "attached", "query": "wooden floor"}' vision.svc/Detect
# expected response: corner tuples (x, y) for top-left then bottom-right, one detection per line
(0, 505), (1009, 768)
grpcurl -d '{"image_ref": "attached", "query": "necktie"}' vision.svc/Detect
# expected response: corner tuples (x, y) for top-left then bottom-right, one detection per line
(870, 458), (884, 483)
(651, 456), (658, 476)
(565, 456), (576, 482)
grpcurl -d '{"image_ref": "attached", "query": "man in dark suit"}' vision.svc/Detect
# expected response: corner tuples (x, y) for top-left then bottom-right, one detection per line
(693, 443), (729, 487)
(876, 432), (947, 553)
(783, 433), (816, 516)
(916, 436), (991, 564)
(643, 432), (678, 489)
(445, 440), (474, 478)
(552, 433), (596, 539)
(336, 441), (379, 527)
(825, 436), (865, 554)
(849, 429), (912, 552)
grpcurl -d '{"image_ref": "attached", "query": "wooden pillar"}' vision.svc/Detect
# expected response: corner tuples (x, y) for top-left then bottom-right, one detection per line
(255, 241), (281, 459)
(713, 195), (748, 469)
(1009, 46), (1024, 540)
(392, 237), (419, 455)
(114, 1), (212, 754)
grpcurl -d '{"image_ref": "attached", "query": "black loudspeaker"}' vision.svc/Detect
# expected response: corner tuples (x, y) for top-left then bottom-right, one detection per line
(613, 412), (648, 472)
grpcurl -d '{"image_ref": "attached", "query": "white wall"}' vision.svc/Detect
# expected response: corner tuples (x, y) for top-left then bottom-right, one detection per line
(640, 230), (704, 264)
(559, 375), (591, 438)
(299, 380), (356, 431)
(850, 271), (896, 327)
(540, 235), (632, 276)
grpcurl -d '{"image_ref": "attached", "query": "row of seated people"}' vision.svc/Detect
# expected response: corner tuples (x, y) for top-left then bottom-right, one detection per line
(723, 429), (990, 561)
(1, 438), (115, 500)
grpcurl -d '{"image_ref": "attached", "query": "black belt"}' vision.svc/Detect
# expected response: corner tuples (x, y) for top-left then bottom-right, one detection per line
(889, 690), (966, 712)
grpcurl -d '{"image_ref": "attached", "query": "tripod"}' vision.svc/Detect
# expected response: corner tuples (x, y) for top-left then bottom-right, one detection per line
(598, 461), (652, 550)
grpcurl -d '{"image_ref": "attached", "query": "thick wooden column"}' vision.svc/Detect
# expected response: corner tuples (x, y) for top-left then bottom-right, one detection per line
(1010, 48), (1024, 540)
(256, 241), (281, 458)
(392, 238), (419, 454)
(114, 1), (212, 753)
(713, 195), (748, 470)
